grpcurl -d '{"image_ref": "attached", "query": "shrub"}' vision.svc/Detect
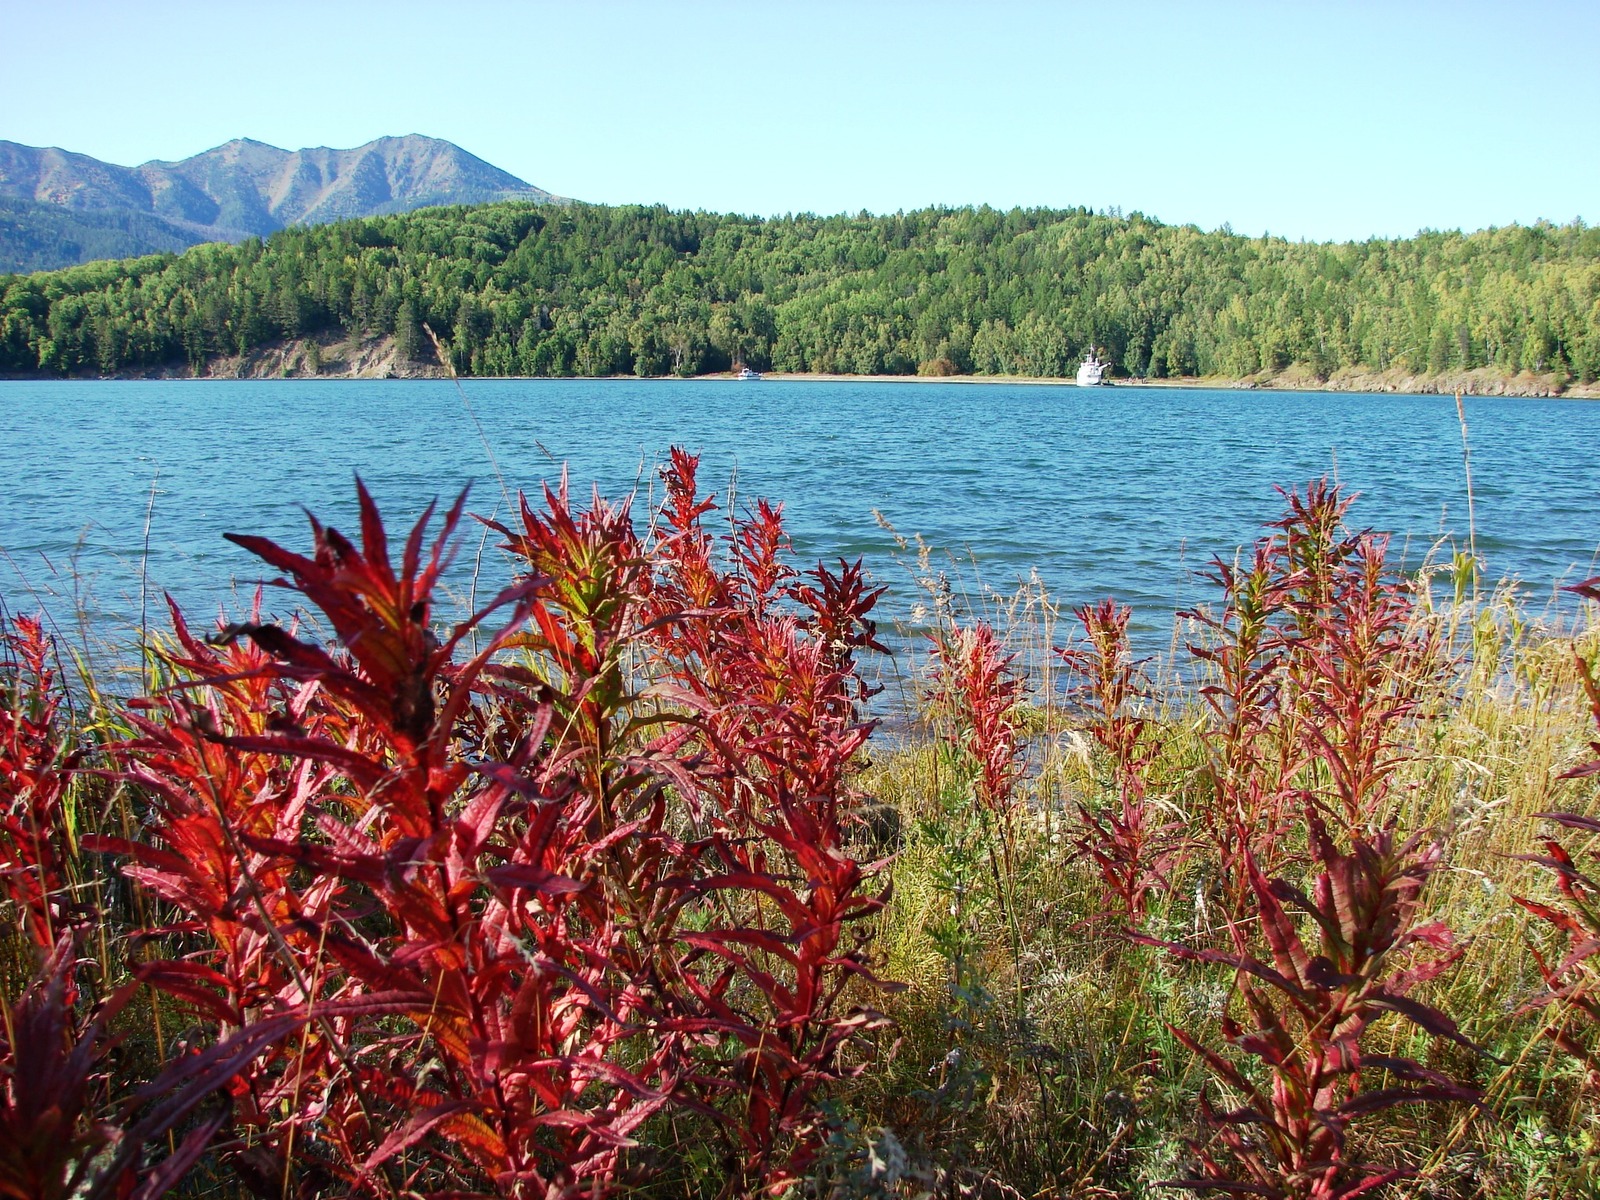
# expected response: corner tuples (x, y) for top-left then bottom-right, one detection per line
(1140, 820), (1483, 1199)
(1060, 598), (1175, 926)
(62, 457), (893, 1197)
(1513, 573), (1600, 1084)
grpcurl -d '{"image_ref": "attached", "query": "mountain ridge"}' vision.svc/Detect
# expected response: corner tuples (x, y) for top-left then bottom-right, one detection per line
(0, 134), (561, 271)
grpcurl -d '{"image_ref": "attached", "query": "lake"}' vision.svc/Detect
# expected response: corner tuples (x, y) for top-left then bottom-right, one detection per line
(1, 378), (1596, 679)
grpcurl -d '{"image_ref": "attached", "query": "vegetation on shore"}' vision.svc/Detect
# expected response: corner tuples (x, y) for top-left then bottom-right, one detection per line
(81, 325), (1594, 400)
(2, 457), (1599, 1197)
(2, 201), (1597, 388)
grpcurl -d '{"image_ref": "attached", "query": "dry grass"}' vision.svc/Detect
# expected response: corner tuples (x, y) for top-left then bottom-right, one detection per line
(827, 564), (1600, 1199)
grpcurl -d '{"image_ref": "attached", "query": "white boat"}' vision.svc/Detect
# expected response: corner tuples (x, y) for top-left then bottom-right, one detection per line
(1075, 348), (1109, 386)
(737, 366), (762, 380)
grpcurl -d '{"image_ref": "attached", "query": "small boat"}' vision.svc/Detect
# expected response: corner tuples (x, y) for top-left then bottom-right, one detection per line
(1075, 348), (1109, 386)
(737, 366), (762, 380)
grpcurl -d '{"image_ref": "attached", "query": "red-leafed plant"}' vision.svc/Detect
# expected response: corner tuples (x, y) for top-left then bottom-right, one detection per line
(1186, 537), (1299, 893)
(197, 481), (677, 1197)
(1141, 817), (1483, 1199)
(0, 613), (316, 1200)
(476, 473), (693, 1190)
(1513, 812), (1600, 1084)
(1271, 480), (1359, 633)
(0, 937), (311, 1200)
(1285, 531), (1441, 833)
(0, 615), (79, 951)
(1059, 598), (1175, 926)
(1140, 484), (1483, 1197)
(88, 597), (362, 1192)
(79, 457), (895, 1199)
(643, 450), (894, 1192)
(1187, 482), (1439, 901)
(1511, 574), (1600, 1082)
(1265, 483), (1443, 843)
(929, 620), (1024, 827)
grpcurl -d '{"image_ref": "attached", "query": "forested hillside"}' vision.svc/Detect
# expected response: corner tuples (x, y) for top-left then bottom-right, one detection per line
(2, 200), (1597, 383)
(0, 197), (203, 274)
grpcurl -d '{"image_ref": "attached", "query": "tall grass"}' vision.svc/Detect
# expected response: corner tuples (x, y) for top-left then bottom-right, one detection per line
(0, 465), (1597, 1197)
(844, 485), (1599, 1198)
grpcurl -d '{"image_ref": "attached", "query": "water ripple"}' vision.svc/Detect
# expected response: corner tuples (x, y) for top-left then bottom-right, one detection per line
(1, 379), (1596, 656)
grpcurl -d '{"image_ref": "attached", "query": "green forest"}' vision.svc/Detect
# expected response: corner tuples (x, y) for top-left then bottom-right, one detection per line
(0, 198), (204, 277)
(2, 200), (1598, 382)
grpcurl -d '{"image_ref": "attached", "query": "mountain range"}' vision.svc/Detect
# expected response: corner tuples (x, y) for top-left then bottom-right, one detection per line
(0, 134), (560, 272)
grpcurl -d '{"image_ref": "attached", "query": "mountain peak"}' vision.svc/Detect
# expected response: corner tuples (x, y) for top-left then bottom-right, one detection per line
(0, 135), (562, 271)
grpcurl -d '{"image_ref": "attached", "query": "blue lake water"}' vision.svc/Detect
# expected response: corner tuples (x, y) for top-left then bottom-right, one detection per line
(1, 378), (1597, 675)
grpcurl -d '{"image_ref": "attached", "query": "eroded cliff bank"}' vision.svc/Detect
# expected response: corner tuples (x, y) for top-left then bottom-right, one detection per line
(81, 333), (1599, 399)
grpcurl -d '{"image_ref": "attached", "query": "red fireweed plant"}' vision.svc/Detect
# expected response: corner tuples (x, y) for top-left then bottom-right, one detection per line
(202, 480), (686, 1198)
(97, 481), (660, 1198)
(0, 934), (318, 1200)
(1301, 535), (1442, 828)
(1145, 483), (1478, 1196)
(1186, 536), (1298, 894)
(643, 449), (895, 1193)
(1266, 483), (1446, 843)
(1139, 817), (1484, 1199)
(1188, 481), (1440, 899)
(1148, 482), (1479, 1198)
(480, 471), (696, 1180)
(88, 596), (363, 1192)
(1271, 481), (1359, 632)
(0, 615), (80, 952)
(1512, 574), (1600, 1083)
(1058, 598), (1176, 927)
(928, 620), (1024, 828)
(87, 458), (893, 1198)
(0, 614), (317, 1200)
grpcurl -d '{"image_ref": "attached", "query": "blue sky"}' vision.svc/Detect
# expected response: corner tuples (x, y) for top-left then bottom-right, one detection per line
(5, 0), (1595, 242)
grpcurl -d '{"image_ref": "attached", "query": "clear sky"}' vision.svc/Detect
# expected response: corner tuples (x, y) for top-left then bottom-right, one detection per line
(4, 0), (1595, 243)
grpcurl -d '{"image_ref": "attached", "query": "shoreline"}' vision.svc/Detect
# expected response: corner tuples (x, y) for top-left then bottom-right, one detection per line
(5, 332), (1594, 399)
(758, 370), (1597, 398)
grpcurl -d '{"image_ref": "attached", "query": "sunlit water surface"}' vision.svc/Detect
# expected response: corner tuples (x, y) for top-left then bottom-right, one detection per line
(2, 379), (1597, 690)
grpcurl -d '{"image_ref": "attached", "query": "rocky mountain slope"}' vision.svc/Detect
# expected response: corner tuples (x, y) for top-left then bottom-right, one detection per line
(0, 134), (559, 271)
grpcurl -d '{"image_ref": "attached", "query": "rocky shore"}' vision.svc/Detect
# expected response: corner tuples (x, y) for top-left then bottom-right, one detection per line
(55, 333), (1599, 399)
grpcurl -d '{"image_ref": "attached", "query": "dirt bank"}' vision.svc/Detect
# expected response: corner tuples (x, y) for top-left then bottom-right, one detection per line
(59, 334), (1597, 399)
(103, 332), (447, 381)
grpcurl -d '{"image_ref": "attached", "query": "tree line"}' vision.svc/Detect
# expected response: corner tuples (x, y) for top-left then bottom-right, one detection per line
(2, 200), (1597, 382)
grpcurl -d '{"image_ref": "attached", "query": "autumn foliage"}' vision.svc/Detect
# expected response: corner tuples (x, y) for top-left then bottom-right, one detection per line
(0, 452), (889, 1198)
(2, 469), (1596, 1197)
(1067, 483), (1483, 1197)
(1514, 573), (1600, 1085)
(1059, 598), (1175, 926)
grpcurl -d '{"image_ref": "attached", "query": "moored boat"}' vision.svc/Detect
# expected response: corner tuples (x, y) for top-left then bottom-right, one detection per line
(1075, 348), (1109, 386)
(737, 366), (762, 380)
